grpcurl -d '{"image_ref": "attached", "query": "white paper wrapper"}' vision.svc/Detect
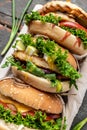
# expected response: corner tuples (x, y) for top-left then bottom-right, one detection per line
(0, 4), (87, 130)
(65, 57), (87, 130)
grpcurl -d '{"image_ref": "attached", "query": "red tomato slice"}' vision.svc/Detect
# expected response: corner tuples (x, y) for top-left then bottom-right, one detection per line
(0, 100), (60, 121)
(45, 114), (60, 121)
(0, 100), (7, 108)
(22, 110), (60, 121)
(22, 110), (35, 117)
(0, 100), (17, 115)
(59, 21), (87, 32)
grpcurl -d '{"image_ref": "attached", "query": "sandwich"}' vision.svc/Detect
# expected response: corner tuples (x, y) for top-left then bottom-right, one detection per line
(2, 34), (80, 93)
(0, 78), (66, 130)
(25, 0), (87, 55)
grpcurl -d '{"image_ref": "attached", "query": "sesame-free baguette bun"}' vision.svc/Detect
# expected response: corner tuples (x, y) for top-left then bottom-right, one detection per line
(12, 66), (70, 93)
(29, 20), (87, 55)
(0, 78), (63, 114)
(39, 1), (87, 28)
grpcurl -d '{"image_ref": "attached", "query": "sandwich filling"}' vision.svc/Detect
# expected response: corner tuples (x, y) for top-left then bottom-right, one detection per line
(0, 93), (66, 130)
(2, 34), (80, 90)
(25, 11), (87, 49)
(0, 78), (65, 129)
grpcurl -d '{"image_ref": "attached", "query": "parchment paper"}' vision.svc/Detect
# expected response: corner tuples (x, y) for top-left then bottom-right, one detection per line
(0, 4), (87, 130)
(32, 5), (87, 129)
(65, 56), (87, 130)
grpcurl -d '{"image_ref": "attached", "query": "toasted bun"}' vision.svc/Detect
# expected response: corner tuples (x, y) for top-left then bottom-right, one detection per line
(29, 20), (87, 55)
(12, 66), (70, 93)
(45, 12), (75, 22)
(0, 78), (63, 114)
(13, 50), (77, 72)
(39, 1), (87, 28)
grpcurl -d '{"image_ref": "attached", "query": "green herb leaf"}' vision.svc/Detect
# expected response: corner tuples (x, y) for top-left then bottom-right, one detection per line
(62, 26), (87, 49)
(35, 37), (81, 81)
(3, 34), (81, 88)
(73, 118), (87, 130)
(25, 11), (61, 25)
(18, 34), (35, 47)
(44, 74), (62, 90)
(26, 61), (45, 77)
(14, 34), (80, 88)
(55, 49), (81, 81)
(70, 79), (78, 90)
(0, 105), (66, 130)
(2, 56), (22, 70)
(1, 0), (33, 56)
(2, 56), (61, 89)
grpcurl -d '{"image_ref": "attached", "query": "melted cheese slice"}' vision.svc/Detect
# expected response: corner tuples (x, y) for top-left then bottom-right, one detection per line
(66, 0), (71, 2)
(44, 54), (57, 70)
(0, 93), (33, 113)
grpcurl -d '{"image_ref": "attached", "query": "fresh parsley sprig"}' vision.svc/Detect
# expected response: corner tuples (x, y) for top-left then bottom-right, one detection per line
(1, 0), (33, 56)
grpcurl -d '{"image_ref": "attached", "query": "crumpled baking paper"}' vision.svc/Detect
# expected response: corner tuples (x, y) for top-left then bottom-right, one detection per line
(31, 5), (87, 129)
(65, 56), (87, 130)
(0, 4), (87, 130)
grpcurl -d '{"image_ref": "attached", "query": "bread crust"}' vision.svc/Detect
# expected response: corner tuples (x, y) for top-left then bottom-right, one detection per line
(13, 50), (77, 72)
(45, 12), (75, 22)
(29, 20), (87, 55)
(12, 66), (70, 93)
(0, 78), (63, 114)
(39, 1), (87, 27)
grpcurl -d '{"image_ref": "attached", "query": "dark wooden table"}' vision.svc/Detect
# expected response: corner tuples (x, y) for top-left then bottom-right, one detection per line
(0, 0), (87, 129)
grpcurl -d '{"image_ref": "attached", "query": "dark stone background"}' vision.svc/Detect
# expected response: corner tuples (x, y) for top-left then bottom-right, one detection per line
(0, 0), (87, 129)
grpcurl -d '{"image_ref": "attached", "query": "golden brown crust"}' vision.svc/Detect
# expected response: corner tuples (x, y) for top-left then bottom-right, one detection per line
(13, 50), (77, 72)
(45, 12), (75, 22)
(29, 20), (87, 55)
(39, 1), (87, 27)
(0, 78), (63, 114)
(12, 66), (70, 93)
(0, 126), (7, 130)
(13, 51), (51, 70)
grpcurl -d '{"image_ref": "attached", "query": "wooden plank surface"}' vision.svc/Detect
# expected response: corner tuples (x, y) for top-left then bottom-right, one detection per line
(0, 0), (87, 27)
(0, 24), (11, 61)
(0, 0), (87, 130)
